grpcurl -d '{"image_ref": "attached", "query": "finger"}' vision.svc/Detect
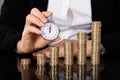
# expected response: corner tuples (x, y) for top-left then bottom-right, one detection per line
(45, 52), (50, 58)
(32, 53), (36, 56)
(33, 50), (50, 58)
(26, 14), (44, 27)
(58, 47), (64, 58)
(32, 51), (38, 56)
(23, 26), (41, 35)
(100, 44), (105, 54)
(30, 8), (47, 23)
(33, 50), (44, 56)
(42, 11), (53, 18)
(53, 36), (61, 42)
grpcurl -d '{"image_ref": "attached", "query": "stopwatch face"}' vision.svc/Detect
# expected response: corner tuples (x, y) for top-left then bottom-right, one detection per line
(41, 22), (59, 40)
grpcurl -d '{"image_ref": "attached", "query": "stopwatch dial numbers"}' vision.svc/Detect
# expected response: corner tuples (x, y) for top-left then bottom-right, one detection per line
(41, 23), (59, 40)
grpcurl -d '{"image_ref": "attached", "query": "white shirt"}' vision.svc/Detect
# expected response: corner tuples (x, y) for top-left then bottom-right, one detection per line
(47, 0), (92, 45)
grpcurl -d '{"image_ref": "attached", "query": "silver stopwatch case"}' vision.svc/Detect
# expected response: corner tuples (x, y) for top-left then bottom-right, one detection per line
(41, 17), (60, 40)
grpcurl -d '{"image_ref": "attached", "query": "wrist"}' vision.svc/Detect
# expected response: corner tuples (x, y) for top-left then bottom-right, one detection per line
(16, 40), (23, 54)
(16, 40), (31, 54)
(16, 40), (37, 54)
(49, 38), (63, 46)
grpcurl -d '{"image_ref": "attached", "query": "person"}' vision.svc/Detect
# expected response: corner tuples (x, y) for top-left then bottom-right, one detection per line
(0, 0), (104, 57)
(0, 0), (120, 79)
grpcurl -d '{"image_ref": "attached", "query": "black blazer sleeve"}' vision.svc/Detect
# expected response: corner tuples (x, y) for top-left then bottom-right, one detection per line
(0, 0), (29, 56)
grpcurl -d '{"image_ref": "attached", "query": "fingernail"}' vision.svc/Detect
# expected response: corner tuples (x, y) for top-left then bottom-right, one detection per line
(40, 23), (44, 26)
(48, 11), (52, 15)
(39, 31), (42, 34)
(43, 19), (47, 23)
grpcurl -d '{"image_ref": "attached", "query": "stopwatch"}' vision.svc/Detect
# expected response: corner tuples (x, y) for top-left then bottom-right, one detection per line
(41, 17), (60, 40)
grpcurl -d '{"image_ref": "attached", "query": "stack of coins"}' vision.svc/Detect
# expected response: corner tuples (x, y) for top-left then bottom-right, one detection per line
(91, 21), (101, 80)
(50, 47), (59, 80)
(91, 65), (100, 80)
(21, 58), (31, 70)
(64, 42), (73, 80)
(21, 58), (31, 80)
(36, 53), (46, 75)
(77, 32), (87, 80)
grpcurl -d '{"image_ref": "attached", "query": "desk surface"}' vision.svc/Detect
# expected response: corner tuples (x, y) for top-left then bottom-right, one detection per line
(18, 58), (115, 80)
(0, 56), (120, 80)
(18, 57), (104, 80)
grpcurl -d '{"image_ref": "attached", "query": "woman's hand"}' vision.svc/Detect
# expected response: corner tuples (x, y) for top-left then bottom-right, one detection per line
(33, 39), (67, 58)
(17, 8), (57, 54)
(33, 40), (105, 58)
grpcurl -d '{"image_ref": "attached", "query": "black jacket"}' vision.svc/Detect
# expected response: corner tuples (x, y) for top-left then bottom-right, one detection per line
(0, 0), (120, 59)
